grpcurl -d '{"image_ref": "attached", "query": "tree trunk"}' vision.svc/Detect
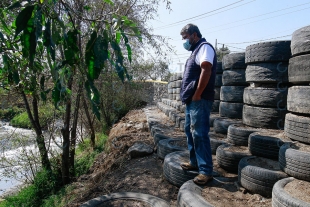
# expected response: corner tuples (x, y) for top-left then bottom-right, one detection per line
(69, 83), (82, 178)
(83, 96), (96, 148)
(61, 76), (73, 185)
(21, 92), (51, 171)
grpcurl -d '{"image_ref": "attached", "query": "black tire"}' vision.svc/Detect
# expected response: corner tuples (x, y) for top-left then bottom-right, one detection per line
(209, 132), (227, 155)
(215, 74), (223, 87)
(213, 118), (242, 134)
(243, 87), (287, 108)
(177, 180), (214, 207)
(227, 124), (263, 146)
(248, 131), (288, 160)
(279, 143), (310, 181)
(154, 133), (171, 146)
(245, 41), (291, 64)
(164, 151), (220, 188)
(210, 113), (221, 127)
(287, 86), (310, 114)
(284, 113), (310, 144)
(222, 69), (247, 86)
(291, 25), (310, 56)
(214, 87), (221, 100)
(238, 156), (288, 198)
(151, 126), (163, 137)
(220, 86), (245, 103)
(158, 138), (187, 159)
(245, 62), (289, 83)
(219, 102), (243, 119)
(211, 100), (220, 112)
(288, 54), (310, 84)
(180, 120), (185, 132)
(175, 80), (182, 88)
(163, 151), (197, 187)
(216, 61), (223, 74)
(222, 52), (246, 70)
(242, 105), (286, 129)
(175, 115), (185, 128)
(272, 177), (310, 207)
(80, 192), (170, 207)
(216, 144), (251, 172)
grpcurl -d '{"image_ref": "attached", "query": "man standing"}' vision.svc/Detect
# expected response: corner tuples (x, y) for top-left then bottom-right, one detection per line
(179, 24), (217, 185)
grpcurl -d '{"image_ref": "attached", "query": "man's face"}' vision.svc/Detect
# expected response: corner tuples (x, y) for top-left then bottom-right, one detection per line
(182, 32), (196, 45)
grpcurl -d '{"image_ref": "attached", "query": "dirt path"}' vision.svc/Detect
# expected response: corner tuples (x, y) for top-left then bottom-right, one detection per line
(66, 106), (271, 207)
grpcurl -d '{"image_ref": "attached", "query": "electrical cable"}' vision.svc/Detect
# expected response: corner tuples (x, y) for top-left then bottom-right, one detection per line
(154, 0), (250, 30)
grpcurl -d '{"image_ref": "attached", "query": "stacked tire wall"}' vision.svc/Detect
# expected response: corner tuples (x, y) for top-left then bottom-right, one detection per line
(220, 53), (248, 119)
(244, 41), (291, 129)
(285, 25), (310, 144)
(212, 62), (223, 112)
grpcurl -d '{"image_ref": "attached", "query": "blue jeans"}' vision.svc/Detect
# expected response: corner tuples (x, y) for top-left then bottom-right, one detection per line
(185, 99), (213, 176)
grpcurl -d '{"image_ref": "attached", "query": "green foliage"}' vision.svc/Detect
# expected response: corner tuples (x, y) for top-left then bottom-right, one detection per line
(0, 106), (24, 120)
(0, 170), (60, 207)
(10, 103), (62, 129)
(75, 133), (108, 177)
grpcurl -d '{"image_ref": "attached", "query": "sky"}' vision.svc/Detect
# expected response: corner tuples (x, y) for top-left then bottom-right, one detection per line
(148, 0), (310, 73)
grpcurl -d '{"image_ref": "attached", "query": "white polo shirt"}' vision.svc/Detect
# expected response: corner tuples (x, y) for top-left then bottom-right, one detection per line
(195, 44), (215, 66)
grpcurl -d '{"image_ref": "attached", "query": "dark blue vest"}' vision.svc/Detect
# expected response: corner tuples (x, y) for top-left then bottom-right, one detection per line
(180, 38), (217, 104)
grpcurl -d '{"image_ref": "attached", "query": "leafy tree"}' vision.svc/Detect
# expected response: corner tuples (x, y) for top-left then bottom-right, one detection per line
(216, 44), (230, 61)
(0, 0), (162, 186)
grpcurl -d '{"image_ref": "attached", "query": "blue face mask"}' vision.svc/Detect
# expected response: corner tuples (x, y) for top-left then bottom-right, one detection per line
(183, 39), (191, 51)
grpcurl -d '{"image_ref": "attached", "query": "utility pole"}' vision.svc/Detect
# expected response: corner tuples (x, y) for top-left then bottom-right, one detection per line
(215, 39), (217, 50)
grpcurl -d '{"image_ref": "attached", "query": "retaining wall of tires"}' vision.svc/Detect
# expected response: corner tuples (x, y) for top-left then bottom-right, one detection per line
(212, 61), (223, 112)
(220, 53), (248, 119)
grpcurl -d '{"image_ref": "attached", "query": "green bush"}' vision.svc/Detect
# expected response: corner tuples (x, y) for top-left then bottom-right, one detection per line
(10, 103), (62, 129)
(0, 170), (60, 207)
(0, 106), (24, 120)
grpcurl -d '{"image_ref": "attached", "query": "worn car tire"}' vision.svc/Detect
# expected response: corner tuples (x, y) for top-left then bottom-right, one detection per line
(284, 113), (310, 144)
(213, 118), (242, 134)
(222, 69), (247, 86)
(158, 138), (187, 159)
(210, 113), (221, 127)
(243, 87), (287, 108)
(216, 144), (251, 172)
(291, 25), (310, 56)
(288, 54), (310, 83)
(177, 180), (214, 207)
(214, 87), (221, 100)
(80, 192), (170, 207)
(220, 86), (246, 103)
(272, 177), (310, 207)
(222, 52), (246, 70)
(279, 143), (310, 181)
(216, 61), (223, 74)
(245, 62), (289, 83)
(248, 131), (288, 160)
(227, 124), (262, 146)
(219, 102), (243, 119)
(287, 86), (310, 114)
(212, 100), (220, 112)
(215, 74), (223, 87)
(238, 156), (288, 198)
(242, 105), (286, 129)
(163, 151), (220, 187)
(245, 41), (291, 64)
(209, 132), (227, 154)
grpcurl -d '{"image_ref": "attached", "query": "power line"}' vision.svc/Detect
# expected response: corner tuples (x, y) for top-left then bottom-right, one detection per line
(203, 6), (310, 35)
(168, 2), (310, 40)
(219, 34), (292, 45)
(218, 44), (245, 50)
(154, 0), (252, 30)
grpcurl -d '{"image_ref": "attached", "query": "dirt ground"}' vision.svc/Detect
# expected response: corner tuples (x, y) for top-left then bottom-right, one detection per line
(66, 106), (273, 207)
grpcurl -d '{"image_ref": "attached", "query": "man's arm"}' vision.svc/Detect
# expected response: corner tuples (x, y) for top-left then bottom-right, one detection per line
(192, 61), (212, 101)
